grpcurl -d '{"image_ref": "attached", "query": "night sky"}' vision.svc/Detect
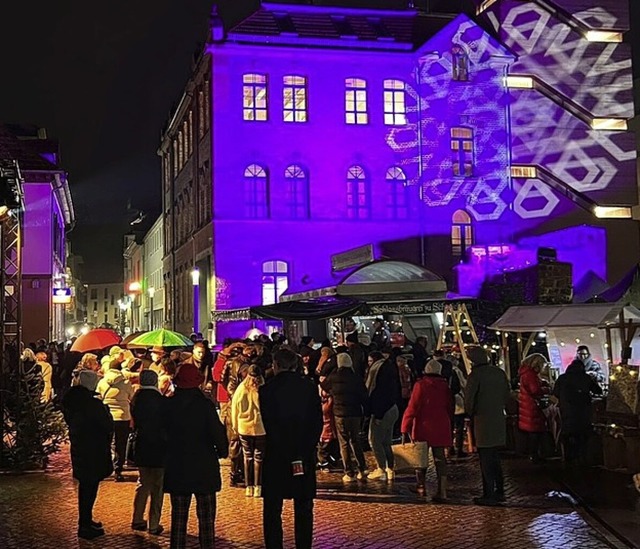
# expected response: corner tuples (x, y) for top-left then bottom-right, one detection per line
(0, 0), (638, 283)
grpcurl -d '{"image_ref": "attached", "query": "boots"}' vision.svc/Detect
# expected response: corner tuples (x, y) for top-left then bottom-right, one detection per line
(415, 469), (427, 498)
(432, 475), (448, 503)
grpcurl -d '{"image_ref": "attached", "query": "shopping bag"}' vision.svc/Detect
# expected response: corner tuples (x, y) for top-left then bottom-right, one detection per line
(125, 431), (138, 466)
(392, 439), (429, 470)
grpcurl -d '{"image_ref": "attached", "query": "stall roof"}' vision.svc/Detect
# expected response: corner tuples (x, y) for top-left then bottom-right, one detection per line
(489, 303), (640, 332)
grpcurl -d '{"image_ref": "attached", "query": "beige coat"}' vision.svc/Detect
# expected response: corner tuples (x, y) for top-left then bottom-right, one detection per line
(97, 368), (134, 421)
(231, 379), (266, 437)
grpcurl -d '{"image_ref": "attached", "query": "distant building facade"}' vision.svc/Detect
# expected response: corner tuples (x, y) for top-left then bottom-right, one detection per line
(142, 215), (165, 331)
(86, 282), (124, 330)
(158, 1), (638, 342)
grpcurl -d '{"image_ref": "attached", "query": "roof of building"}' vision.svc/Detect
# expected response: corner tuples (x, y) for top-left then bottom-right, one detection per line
(0, 125), (57, 171)
(227, 2), (454, 51)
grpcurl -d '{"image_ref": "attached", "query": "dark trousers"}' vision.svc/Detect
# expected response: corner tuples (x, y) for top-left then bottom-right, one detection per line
(562, 432), (589, 463)
(527, 432), (543, 459)
(335, 416), (366, 475)
(221, 402), (244, 483)
(240, 434), (266, 486)
(78, 479), (100, 527)
(170, 493), (216, 549)
(112, 420), (130, 473)
(477, 447), (504, 499)
(454, 414), (466, 452)
(263, 495), (313, 549)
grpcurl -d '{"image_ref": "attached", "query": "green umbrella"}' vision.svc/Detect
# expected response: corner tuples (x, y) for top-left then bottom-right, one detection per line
(128, 328), (193, 348)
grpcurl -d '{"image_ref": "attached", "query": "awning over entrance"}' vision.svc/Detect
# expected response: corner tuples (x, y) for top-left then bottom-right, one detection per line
(489, 303), (640, 332)
(252, 296), (364, 321)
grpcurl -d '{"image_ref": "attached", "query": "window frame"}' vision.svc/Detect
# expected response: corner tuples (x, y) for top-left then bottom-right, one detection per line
(262, 260), (289, 305)
(243, 74), (268, 122)
(284, 164), (310, 219)
(451, 127), (474, 177)
(383, 79), (407, 126)
(385, 166), (409, 219)
(345, 78), (368, 125)
(283, 75), (308, 123)
(346, 165), (370, 220)
(451, 209), (473, 258)
(243, 164), (270, 219)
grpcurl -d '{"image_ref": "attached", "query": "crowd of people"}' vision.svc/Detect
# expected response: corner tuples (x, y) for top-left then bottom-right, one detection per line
(17, 327), (606, 548)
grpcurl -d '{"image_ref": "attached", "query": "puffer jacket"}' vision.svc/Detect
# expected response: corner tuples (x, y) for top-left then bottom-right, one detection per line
(97, 368), (134, 421)
(518, 364), (549, 433)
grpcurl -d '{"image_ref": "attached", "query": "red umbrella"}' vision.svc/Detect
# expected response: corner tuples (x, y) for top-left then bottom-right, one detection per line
(70, 328), (122, 353)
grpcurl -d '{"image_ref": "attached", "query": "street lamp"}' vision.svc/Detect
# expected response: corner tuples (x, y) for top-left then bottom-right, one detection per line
(148, 287), (155, 330)
(118, 298), (128, 335)
(191, 267), (200, 334)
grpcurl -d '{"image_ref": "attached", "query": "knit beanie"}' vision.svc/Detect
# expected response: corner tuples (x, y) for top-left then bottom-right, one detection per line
(78, 369), (99, 392)
(337, 353), (353, 369)
(173, 363), (204, 389)
(425, 359), (442, 375)
(140, 369), (158, 387)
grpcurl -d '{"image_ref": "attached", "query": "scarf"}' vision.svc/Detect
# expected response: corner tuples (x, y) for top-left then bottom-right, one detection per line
(365, 359), (385, 395)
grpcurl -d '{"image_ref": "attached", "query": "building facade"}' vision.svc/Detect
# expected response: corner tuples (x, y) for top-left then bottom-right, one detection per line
(86, 282), (125, 330)
(0, 125), (75, 345)
(159, 1), (638, 343)
(159, 50), (213, 337)
(142, 215), (165, 331)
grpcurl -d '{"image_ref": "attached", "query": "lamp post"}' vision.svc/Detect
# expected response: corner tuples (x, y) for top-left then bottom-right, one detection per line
(191, 267), (200, 334)
(148, 287), (155, 330)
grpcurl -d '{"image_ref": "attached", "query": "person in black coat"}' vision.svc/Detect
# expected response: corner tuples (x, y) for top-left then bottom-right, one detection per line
(130, 370), (167, 535)
(260, 348), (323, 549)
(163, 363), (228, 549)
(553, 359), (602, 463)
(321, 352), (370, 481)
(62, 369), (113, 540)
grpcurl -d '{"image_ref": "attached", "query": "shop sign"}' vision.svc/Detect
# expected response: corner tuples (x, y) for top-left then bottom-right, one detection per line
(52, 287), (72, 304)
(331, 244), (374, 272)
(368, 301), (448, 315)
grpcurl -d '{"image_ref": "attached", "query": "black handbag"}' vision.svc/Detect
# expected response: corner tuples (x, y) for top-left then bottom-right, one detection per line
(125, 430), (138, 466)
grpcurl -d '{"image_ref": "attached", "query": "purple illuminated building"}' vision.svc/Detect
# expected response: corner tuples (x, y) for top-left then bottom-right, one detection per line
(0, 125), (75, 344)
(160, 1), (638, 342)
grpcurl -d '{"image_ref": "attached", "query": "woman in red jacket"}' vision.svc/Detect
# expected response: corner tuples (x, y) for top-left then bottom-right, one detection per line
(518, 353), (550, 463)
(401, 359), (453, 501)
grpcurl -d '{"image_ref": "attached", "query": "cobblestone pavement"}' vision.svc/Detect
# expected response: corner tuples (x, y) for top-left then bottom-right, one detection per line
(0, 448), (627, 549)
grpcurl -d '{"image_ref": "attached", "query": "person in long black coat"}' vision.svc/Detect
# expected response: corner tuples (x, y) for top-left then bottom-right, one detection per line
(259, 348), (323, 549)
(130, 370), (167, 535)
(163, 363), (228, 549)
(553, 359), (602, 463)
(62, 369), (113, 540)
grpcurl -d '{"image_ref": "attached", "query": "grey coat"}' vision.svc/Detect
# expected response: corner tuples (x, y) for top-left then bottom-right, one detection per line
(464, 362), (511, 448)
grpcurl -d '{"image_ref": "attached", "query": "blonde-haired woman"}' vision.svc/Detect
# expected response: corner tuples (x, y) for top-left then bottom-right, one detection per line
(518, 353), (550, 463)
(72, 353), (100, 386)
(35, 351), (53, 402)
(231, 365), (266, 497)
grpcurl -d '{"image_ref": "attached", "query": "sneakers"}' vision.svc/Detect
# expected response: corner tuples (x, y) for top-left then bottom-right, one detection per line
(385, 468), (395, 480)
(342, 474), (356, 483)
(78, 525), (105, 540)
(367, 468), (387, 481)
(356, 470), (369, 481)
(149, 525), (164, 536)
(245, 486), (254, 497)
(253, 485), (262, 498)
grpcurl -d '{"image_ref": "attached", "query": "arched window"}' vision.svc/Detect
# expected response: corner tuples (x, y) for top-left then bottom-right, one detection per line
(452, 46), (469, 81)
(244, 164), (269, 218)
(451, 209), (473, 258)
(346, 165), (370, 220)
(383, 80), (407, 126)
(284, 165), (309, 219)
(386, 167), (408, 219)
(262, 260), (289, 305)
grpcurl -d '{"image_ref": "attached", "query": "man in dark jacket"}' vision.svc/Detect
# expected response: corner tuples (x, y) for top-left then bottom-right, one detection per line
(321, 352), (369, 481)
(260, 348), (323, 549)
(130, 370), (167, 535)
(553, 359), (602, 463)
(164, 363), (228, 549)
(62, 369), (113, 540)
(464, 347), (511, 506)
